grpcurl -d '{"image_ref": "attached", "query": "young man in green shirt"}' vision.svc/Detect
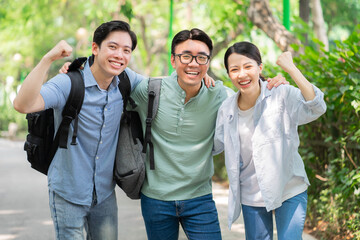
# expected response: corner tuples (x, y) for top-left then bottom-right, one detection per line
(131, 28), (229, 240)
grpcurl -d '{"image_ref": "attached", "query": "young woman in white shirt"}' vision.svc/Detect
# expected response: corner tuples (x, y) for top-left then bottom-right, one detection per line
(214, 41), (326, 240)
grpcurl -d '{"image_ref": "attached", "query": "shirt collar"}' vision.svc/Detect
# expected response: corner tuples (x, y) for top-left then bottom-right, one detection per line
(170, 71), (204, 99)
(82, 57), (120, 90)
(227, 79), (271, 121)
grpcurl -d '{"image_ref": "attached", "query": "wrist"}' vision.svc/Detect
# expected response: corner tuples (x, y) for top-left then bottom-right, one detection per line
(40, 54), (55, 66)
(284, 65), (298, 74)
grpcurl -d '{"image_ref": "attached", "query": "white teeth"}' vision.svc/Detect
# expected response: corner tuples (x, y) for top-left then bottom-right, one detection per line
(111, 61), (122, 67)
(239, 80), (251, 85)
(186, 72), (198, 75)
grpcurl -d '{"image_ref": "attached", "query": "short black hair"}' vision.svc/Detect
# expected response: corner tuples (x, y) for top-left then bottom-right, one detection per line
(171, 28), (213, 56)
(93, 20), (137, 51)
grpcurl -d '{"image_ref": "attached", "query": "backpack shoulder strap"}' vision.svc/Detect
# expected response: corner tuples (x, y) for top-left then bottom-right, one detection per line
(57, 57), (87, 149)
(60, 70), (85, 147)
(47, 57), (86, 163)
(118, 71), (132, 112)
(142, 77), (162, 170)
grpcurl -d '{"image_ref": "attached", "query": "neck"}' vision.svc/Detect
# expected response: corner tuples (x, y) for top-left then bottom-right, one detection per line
(178, 80), (202, 104)
(90, 64), (114, 90)
(238, 82), (261, 110)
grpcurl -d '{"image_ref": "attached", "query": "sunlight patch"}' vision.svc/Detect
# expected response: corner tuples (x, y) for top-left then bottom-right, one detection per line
(0, 210), (23, 215)
(0, 235), (17, 240)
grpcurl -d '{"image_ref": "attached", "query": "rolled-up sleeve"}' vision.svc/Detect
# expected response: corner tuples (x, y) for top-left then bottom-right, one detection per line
(286, 84), (327, 125)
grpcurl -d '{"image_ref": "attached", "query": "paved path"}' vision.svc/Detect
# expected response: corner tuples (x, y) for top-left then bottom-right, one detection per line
(0, 138), (316, 239)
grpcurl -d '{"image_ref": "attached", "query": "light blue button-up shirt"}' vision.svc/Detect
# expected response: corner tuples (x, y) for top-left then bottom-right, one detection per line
(40, 60), (144, 206)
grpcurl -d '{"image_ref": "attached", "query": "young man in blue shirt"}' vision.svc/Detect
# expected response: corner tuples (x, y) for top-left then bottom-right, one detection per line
(13, 21), (144, 240)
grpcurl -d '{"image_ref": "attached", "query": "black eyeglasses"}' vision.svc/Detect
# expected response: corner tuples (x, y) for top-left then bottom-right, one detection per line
(174, 53), (210, 65)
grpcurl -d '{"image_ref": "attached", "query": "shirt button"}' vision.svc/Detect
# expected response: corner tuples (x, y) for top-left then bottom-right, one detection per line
(105, 108), (108, 111)
(96, 156), (99, 160)
(100, 141), (103, 144)
(103, 124), (106, 128)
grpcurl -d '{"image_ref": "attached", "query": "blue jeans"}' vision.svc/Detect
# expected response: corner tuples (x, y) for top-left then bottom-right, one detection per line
(49, 190), (118, 240)
(242, 190), (307, 240)
(141, 193), (222, 240)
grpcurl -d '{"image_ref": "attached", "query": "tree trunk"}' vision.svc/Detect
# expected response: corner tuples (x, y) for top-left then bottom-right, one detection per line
(300, 0), (310, 22)
(311, 0), (329, 51)
(247, 0), (300, 52)
(299, 0), (310, 44)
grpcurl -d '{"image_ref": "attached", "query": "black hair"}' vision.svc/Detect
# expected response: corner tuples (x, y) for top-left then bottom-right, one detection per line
(93, 20), (137, 51)
(171, 28), (213, 56)
(224, 41), (266, 81)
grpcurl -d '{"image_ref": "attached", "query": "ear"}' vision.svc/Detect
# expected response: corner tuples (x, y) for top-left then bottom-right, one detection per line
(170, 54), (177, 69)
(92, 42), (99, 56)
(259, 63), (263, 74)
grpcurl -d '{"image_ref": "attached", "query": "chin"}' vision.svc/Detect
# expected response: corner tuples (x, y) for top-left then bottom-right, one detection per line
(112, 68), (125, 76)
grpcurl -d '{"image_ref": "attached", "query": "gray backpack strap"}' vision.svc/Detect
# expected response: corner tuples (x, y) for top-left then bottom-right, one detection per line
(142, 77), (162, 170)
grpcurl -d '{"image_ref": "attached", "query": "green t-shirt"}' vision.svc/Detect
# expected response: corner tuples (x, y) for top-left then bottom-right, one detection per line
(131, 72), (231, 200)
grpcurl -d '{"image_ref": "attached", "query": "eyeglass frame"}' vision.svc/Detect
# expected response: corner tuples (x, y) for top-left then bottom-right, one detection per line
(174, 53), (211, 65)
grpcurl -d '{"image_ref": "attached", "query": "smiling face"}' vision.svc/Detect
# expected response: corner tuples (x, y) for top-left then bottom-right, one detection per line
(92, 30), (132, 80)
(171, 39), (210, 91)
(227, 53), (263, 95)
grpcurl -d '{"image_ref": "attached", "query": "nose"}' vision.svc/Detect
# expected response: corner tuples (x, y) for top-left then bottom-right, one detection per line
(237, 69), (246, 78)
(114, 49), (124, 59)
(188, 56), (199, 66)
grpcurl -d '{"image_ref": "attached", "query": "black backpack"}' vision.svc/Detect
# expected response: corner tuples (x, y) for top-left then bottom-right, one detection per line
(24, 57), (161, 181)
(24, 57), (87, 175)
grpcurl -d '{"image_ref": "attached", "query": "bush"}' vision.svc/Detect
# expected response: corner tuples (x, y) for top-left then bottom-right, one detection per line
(290, 25), (360, 239)
(0, 98), (27, 138)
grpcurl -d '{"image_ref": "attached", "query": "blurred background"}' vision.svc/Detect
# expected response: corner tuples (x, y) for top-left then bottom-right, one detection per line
(0, 0), (359, 239)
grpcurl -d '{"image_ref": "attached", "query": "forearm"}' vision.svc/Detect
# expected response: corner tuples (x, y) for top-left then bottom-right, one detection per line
(286, 66), (315, 101)
(13, 56), (53, 113)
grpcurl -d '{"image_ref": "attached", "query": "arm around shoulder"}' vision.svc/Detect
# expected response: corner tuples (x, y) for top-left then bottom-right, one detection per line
(213, 101), (228, 155)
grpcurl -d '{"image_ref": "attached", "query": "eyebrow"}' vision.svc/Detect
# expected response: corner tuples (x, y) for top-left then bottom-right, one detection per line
(181, 50), (209, 55)
(229, 61), (254, 68)
(107, 41), (132, 49)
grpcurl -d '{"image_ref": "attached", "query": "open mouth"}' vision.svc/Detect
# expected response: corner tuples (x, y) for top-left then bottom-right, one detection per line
(109, 60), (124, 68)
(239, 80), (251, 86)
(185, 71), (199, 76)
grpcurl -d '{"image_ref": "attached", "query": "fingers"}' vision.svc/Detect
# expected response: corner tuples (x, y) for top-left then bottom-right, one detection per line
(276, 51), (294, 72)
(59, 40), (73, 58)
(45, 40), (73, 62)
(59, 62), (71, 74)
(267, 74), (289, 89)
(204, 78), (210, 88)
(203, 74), (215, 88)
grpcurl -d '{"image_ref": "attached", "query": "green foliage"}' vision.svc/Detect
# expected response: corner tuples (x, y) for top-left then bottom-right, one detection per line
(0, 98), (27, 137)
(213, 153), (228, 182)
(322, 0), (360, 35)
(287, 26), (360, 239)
